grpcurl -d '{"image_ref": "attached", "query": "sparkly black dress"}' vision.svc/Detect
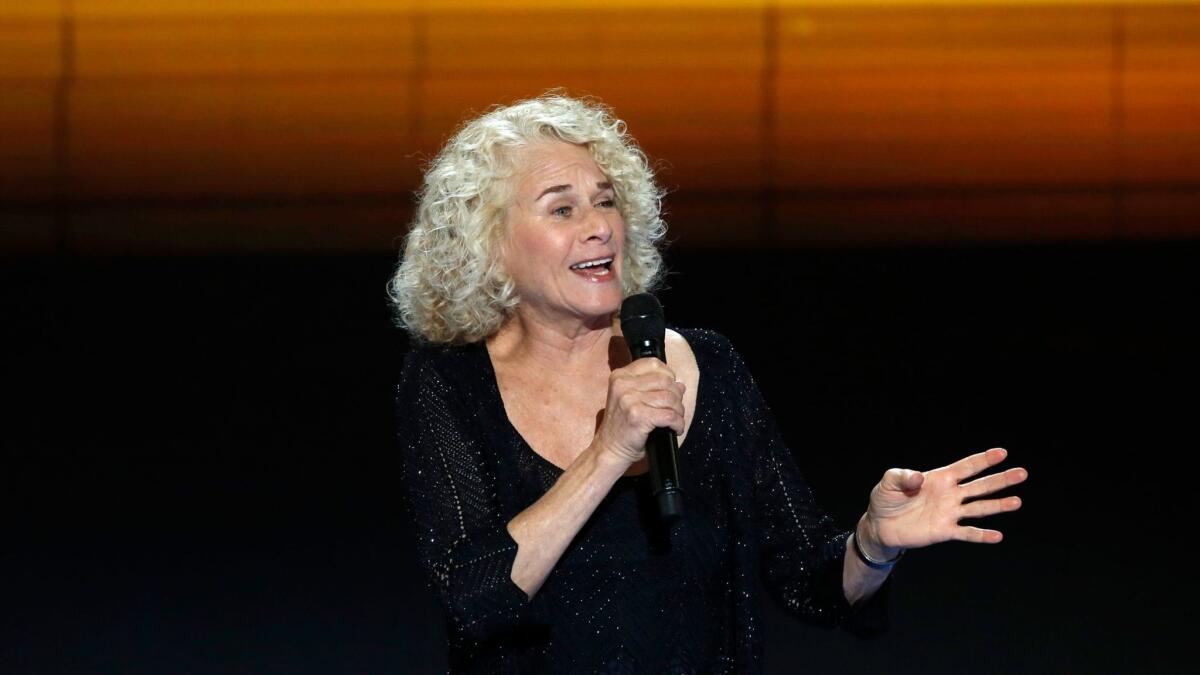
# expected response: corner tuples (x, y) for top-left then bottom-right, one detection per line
(396, 328), (889, 673)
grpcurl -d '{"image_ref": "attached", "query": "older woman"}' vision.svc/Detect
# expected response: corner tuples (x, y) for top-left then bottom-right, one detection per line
(390, 94), (1027, 673)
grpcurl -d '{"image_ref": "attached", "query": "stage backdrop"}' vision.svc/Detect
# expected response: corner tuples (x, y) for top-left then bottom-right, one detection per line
(2, 0), (1199, 254)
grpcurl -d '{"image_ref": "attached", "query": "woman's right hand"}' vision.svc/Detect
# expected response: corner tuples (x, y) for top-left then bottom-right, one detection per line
(593, 357), (687, 466)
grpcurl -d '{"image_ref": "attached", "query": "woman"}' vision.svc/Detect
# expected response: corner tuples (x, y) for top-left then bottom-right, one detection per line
(390, 94), (1027, 673)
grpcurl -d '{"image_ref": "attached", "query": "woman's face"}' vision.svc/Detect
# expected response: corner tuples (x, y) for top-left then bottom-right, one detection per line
(500, 140), (625, 328)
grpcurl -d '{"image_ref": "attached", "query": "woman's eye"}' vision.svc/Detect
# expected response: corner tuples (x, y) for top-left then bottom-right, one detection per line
(596, 198), (615, 209)
(552, 205), (572, 218)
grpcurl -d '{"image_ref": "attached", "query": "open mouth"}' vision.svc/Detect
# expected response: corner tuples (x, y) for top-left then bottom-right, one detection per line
(569, 256), (615, 279)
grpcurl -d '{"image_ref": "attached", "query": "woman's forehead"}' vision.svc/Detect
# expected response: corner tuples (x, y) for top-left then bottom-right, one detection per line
(513, 141), (607, 193)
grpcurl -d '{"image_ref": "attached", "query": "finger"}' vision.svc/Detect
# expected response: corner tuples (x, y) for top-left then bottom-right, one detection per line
(638, 389), (684, 411)
(955, 525), (1004, 544)
(947, 447), (1009, 482)
(624, 357), (677, 380)
(628, 372), (681, 394)
(639, 394), (686, 432)
(645, 405), (686, 435)
(880, 468), (924, 494)
(609, 377), (677, 407)
(961, 466), (1029, 499)
(611, 364), (676, 389)
(961, 495), (1022, 519)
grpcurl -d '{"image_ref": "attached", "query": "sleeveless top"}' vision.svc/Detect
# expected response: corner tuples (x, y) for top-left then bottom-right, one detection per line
(396, 328), (889, 673)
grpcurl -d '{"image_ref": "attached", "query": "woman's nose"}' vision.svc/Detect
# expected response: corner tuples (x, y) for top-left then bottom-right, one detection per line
(582, 206), (613, 243)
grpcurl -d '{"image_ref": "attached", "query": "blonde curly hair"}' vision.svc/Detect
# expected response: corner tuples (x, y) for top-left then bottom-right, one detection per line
(387, 93), (667, 344)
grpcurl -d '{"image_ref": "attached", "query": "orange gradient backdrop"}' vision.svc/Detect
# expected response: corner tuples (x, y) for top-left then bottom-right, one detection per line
(2, 1), (1198, 253)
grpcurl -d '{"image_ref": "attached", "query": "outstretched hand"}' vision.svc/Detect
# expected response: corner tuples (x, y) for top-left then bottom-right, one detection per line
(860, 448), (1028, 556)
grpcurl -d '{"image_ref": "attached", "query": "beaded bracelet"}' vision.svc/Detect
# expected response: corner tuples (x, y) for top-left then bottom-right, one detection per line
(851, 532), (905, 570)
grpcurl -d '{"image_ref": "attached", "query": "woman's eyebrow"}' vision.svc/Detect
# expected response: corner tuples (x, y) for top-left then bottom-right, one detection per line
(589, 182), (614, 198)
(535, 184), (572, 201)
(536, 181), (612, 202)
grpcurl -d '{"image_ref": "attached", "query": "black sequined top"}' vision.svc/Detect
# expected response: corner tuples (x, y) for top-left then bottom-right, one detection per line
(396, 328), (889, 673)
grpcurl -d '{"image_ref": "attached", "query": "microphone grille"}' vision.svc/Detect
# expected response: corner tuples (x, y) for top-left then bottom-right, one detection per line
(620, 292), (665, 343)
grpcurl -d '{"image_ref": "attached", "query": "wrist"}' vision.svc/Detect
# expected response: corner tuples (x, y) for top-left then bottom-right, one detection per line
(589, 438), (636, 476)
(856, 514), (904, 562)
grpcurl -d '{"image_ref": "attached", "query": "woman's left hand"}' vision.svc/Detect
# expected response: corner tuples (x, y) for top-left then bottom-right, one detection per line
(859, 447), (1028, 557)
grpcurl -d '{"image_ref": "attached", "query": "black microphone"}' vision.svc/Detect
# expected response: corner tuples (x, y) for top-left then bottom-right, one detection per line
(620, 293), (683, 521)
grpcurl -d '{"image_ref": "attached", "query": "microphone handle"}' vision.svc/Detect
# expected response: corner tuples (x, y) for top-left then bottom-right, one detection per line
(647, 427), (684, 520)
(628, 337), (684, 520)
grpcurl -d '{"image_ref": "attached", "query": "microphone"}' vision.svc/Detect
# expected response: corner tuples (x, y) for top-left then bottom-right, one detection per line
(620, 293), (684, 521)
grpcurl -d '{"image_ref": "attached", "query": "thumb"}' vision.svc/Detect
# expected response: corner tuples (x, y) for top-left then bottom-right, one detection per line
(881, 468), (924, 494)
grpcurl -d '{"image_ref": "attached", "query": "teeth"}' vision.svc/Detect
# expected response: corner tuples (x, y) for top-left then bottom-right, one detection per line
(570, 257), (613, 270)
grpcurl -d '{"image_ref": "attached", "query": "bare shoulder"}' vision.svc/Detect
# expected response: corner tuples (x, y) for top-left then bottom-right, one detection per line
(665, 329), (701, 440)
(665, 328), (700, 381)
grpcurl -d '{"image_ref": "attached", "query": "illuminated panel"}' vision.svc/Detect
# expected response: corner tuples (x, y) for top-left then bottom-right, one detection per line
(419, 8), (765, 191)
(0, 1), (1198, 253)
(0, 5), (60, 251)
(1124, 5), (1200, 183)
(69, 13), (420, 199)
(772, 5), (1120, 243)
(1121, 4), (1200, 235)
(0, 11), (58, 202)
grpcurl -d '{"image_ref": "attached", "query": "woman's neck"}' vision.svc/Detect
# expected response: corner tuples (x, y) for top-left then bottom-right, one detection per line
(486, 309), (622, 375)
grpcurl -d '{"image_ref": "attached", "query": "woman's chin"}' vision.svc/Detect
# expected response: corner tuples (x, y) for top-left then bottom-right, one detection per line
(572, 297), (622, 326)
(516, 298), (618, 331)
(568, 284), (621, 312)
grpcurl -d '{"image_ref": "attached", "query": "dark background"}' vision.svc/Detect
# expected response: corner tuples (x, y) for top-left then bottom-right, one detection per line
(4, 241), (1195, 674)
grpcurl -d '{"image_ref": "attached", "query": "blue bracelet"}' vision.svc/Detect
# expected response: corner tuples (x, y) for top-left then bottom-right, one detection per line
(851, 532), (904, 569)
